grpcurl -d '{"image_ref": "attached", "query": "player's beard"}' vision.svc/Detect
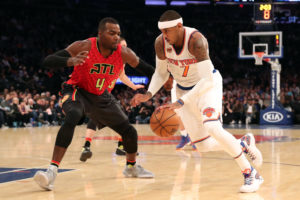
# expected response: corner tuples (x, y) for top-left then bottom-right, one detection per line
(111, 45), (117, 51)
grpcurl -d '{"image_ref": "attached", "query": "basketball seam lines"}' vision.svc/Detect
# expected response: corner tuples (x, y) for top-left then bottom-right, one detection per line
(153, 113), (177, 133)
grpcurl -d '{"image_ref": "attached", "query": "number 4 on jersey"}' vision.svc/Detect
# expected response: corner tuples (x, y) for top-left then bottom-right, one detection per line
(96, 78), (116, 90)
(96, 78), (105, 90)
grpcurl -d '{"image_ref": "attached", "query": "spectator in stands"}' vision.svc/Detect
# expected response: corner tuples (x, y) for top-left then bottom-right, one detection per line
(19, 99), (30, 126)
(7, 97), (22, 127)
(222, 98), (233, 124)
(232, 99), (243, 124)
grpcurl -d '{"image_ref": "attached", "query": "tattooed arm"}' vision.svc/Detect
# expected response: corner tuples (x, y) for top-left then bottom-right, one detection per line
(179, 32), (215, 105)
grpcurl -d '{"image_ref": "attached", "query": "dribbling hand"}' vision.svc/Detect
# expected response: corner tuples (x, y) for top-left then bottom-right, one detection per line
(159, 101), (183, 110)
(68, 51), (89, 66)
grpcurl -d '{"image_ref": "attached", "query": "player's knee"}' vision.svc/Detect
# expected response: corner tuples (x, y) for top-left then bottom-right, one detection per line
(203, 121), (223, 140)
(55, 106), (83, 148)
(64, 106), (83, 126)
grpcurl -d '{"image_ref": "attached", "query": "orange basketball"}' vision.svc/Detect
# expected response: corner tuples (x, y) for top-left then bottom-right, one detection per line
(150, 108), (180, 137)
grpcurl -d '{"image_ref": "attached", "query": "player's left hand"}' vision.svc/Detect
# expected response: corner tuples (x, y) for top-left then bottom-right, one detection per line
(159, 101), (183, 110)
(132, 84), (144, 91)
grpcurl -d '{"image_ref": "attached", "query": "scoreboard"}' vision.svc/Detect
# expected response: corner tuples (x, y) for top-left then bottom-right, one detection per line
(254, 3), (273, 24)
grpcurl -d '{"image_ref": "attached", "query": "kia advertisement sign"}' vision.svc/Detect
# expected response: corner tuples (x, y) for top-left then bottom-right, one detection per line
(262, 111), (284, 123)
(260, 107), (293, 125)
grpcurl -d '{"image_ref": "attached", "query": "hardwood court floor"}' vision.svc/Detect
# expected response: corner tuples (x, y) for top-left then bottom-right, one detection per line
(0, 124), (299, 200)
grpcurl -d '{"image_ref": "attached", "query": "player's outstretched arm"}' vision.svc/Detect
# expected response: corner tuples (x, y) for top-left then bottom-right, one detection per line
(43, 40), (90, 69)
(119, 69), (144, 90)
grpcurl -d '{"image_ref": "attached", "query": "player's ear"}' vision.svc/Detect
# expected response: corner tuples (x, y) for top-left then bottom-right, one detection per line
(177, 23), (183, 28)
(98, 31), (102, 38)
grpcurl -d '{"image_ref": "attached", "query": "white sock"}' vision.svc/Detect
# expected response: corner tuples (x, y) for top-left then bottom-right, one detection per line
(235, 153), (251, 172)
(180, 129), (188, 137)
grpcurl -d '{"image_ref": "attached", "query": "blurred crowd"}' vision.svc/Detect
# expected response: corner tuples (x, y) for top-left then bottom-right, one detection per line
(0, 89), (64, 128)
(0, 86), (171, 128)
(0, 1), (299, 127)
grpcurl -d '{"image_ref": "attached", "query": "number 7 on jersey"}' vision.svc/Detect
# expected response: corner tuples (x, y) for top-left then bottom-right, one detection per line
(182, 65), (189, 77)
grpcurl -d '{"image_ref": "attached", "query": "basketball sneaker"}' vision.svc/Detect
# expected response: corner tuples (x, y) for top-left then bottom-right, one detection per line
(176, 135), (192, 149)
(33, 165), (57, 191)
(115, 143), (126, 156)
(191, 143), (197, 150)
(240, 133), (263, 167)
(240, 167), (264, 193)
(123, 165), (154, 178)
(115, 142), (139, 156)
(80, 146), (92, 162)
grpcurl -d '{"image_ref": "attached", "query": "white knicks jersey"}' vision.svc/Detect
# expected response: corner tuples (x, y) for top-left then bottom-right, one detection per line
(163, 26), (207, 87)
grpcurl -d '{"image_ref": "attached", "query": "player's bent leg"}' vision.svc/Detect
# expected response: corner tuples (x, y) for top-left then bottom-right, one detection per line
(176, 130), (191, 150)
(203, 121), (263, 192)
(192, 136), (223, 152)
(175, 110), (196, 150)
(176, 120), (191, 149)
(192, 130), (263, 167)
(55, 103), (84, 148)
(239, 133), (263, 167)
(80, 120), (97, 162)
(116, 138), (126, 155)
(80, 128), (95, 162)
(203, 121), (248, 160)
(34, 101), (84, 190)
(111, 121), (154, 178)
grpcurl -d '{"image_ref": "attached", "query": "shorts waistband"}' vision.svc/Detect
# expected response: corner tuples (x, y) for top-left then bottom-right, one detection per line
(176, 69), (218, 90)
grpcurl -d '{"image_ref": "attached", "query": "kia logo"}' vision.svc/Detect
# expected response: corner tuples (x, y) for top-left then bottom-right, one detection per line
(263, 112), (284, 122)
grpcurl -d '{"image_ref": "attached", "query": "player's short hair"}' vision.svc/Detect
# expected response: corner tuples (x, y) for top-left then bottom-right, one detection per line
(98, 17), (119, 32)
(159, 10), (182, 22)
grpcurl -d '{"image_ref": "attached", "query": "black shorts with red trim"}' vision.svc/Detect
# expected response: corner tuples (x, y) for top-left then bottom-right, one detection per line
(59, 83), (128, 128)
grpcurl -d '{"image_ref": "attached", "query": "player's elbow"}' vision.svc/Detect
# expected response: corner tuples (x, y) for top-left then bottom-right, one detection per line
(42, 55), (53, 69)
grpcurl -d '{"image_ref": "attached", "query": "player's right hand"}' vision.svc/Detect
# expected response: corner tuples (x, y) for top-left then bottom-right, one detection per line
(68, 51), (89, 66)
(130, 93), (150, 107)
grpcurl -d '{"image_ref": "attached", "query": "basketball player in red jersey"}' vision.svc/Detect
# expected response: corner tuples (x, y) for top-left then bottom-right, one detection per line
(33, 18), (154, 191)
(79, 37), (144, 161)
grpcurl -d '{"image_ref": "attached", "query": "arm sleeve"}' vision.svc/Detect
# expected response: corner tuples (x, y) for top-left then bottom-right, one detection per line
(134, 59), (155, 79)
(147, 56), (170, 96)
(42, 49), (71, 69)
(180, 60), (215, 104)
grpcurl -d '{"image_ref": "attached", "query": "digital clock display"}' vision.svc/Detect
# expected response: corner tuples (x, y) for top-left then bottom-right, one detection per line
(254, 3), (273, 24)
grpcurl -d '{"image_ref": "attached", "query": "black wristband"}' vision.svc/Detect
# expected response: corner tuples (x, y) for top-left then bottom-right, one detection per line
(135, 59), (155, 79)
(43, 49), (71, 69)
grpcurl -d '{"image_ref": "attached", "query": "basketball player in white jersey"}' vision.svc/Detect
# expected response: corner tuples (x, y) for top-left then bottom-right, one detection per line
(80, 37), (145, 161)
(131, 10), (263, 193)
